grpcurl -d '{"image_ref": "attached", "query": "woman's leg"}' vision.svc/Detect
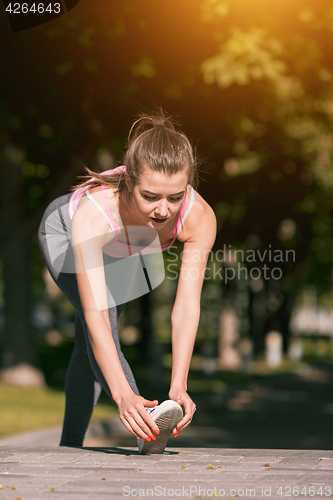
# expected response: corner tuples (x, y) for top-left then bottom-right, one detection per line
(38, 195), (140, 446)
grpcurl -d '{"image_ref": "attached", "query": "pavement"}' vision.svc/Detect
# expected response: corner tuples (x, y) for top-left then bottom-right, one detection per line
(0, 446), (332, 500)
(1, 362), (333, 499)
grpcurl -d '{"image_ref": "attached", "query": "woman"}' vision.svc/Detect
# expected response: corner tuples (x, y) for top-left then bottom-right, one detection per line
(38, 111), (216, 454)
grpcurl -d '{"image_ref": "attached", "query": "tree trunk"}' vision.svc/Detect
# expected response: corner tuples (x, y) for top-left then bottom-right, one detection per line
(0, 143), (43, 384)
(1, 222), (38, 368)
(0, 143), (44, 384)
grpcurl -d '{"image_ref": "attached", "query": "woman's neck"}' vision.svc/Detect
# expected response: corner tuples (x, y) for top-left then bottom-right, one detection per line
(118, 193), (144, 227)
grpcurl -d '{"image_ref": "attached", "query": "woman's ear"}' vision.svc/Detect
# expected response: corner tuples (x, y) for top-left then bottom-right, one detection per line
(124, 172), (132, 192)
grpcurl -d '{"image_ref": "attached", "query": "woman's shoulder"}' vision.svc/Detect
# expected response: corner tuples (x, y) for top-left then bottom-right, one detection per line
(71, 186), (116, 246)
(177, 187), (216, 244)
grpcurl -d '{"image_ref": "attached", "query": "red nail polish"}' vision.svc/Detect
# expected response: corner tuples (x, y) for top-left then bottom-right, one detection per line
(151, 435), (156, 441)
(174, 431), (179, 437)
(145, 437), (151, 442)
(155, 428), (159, 435)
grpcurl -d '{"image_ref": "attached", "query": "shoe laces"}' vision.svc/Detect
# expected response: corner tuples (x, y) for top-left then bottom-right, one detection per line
(145, 406), (158, 414)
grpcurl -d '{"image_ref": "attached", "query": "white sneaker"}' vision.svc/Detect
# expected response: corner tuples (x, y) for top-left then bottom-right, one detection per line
(137, 400), (183, 454)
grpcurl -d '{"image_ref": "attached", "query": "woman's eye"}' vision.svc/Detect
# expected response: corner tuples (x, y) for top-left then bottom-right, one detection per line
(142, 195), (183, 202)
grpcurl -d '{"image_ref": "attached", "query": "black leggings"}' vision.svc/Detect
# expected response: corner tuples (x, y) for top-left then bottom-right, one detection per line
(38, 193), (140, 447)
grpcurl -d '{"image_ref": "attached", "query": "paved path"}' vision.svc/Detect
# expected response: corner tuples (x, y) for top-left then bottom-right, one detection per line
(0, 446), (333, 500)
(1, 362), (333, 499)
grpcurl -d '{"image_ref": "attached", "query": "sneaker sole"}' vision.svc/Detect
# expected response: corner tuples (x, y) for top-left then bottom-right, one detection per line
(138, 406), (183, 454)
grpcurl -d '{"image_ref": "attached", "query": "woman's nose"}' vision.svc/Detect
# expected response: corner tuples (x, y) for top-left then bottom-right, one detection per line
(155, 200), (168, 217)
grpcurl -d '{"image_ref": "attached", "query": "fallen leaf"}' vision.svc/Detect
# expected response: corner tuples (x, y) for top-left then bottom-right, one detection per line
(101, 478), (107, 480)
(0, 486), (6, 490)
(264, 463), (272, 468)
(207, 464), (214, 469)
(48, 487), (55, 492)
(12, 485), (17, 489)
(181, 465), (187, 468)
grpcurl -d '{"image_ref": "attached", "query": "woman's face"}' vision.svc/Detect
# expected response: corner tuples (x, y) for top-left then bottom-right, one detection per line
(129, 165), (189, 229)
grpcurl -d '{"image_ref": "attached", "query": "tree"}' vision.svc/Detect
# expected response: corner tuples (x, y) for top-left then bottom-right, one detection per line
(1, 0), (333, 381)
(199, 0), (333, 351)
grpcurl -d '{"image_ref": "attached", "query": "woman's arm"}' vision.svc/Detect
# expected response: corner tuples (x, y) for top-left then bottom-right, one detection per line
(169, 199), (217, 435)
(71, 198), (159, 441)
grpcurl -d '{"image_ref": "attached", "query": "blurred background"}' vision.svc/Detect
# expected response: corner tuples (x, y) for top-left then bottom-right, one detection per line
(1, 0), (333, 450)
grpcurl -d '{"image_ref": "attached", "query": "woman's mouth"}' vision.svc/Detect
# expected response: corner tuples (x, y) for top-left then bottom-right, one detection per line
(151, 217), (167, 224)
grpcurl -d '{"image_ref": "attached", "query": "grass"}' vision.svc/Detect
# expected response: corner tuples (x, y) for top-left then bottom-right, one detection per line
(1, 335), (332, 439)
(0, 384), (116, 439)
(0, 337), (118, 438)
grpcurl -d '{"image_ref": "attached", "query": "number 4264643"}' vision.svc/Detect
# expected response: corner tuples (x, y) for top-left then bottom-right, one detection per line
(5, 3), (61, 14)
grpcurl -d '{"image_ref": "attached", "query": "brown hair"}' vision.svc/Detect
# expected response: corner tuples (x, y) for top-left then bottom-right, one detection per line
(70, 110), (199, 202)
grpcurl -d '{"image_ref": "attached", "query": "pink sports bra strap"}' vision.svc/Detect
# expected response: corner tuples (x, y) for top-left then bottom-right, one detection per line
(171, 196), (186, 241)
(101, 185), (120, 238)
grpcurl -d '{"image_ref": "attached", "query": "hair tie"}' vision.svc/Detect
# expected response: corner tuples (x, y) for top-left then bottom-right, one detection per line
(153, 121), (165, 127)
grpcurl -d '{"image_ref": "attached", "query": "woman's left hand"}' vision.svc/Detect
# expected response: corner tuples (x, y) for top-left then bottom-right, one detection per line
(169, 388), (196, 437)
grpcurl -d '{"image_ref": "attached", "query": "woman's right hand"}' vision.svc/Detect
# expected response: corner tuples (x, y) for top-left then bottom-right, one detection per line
(116, 391), (159, 442)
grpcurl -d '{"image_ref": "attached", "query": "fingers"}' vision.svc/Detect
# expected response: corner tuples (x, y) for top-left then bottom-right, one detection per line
(120, 412), (155, 440)
(126, 414), (157, 441)
(134, 399), (159, 435)
(173, 414), (191, 436)
(137, 406), (160, 436)
(119, 400), (159, 439)
(173, 397), (196, 437)
(119, 415), (137, 437)
(143, 398), (158, 408)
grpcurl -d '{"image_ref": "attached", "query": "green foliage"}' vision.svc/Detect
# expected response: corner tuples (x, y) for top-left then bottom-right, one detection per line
(131, 57), (156, 78)
(198, 0), (333, 293)
(201, 28), (286, 88)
